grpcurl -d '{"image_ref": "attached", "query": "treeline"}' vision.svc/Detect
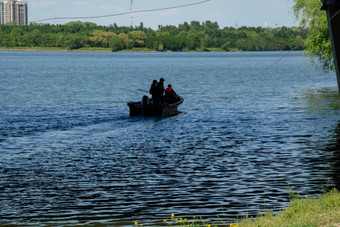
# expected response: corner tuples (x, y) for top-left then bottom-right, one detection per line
(0, 21), (308, 51)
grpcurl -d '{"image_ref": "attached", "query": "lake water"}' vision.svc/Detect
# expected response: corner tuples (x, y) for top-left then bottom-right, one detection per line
(0, 51), (340, 226)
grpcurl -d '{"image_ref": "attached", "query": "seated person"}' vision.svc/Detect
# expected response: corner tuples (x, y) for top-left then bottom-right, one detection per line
(164, 84), (178, 103)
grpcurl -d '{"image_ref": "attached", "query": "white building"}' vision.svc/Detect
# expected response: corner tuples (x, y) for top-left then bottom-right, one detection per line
(0, 0), (28, 25)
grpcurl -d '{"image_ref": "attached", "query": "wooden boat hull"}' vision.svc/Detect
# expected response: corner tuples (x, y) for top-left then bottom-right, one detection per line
(127, 95), (184, 117)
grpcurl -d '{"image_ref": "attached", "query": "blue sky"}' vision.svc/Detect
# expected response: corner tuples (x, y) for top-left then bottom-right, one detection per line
(28, 0), (299, 29)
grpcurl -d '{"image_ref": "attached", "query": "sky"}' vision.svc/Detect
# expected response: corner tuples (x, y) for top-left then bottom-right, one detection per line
(28, 0), (300, 29)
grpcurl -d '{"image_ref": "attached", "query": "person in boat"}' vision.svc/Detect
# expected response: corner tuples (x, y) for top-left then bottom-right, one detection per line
(149, 80), (158, 104)
(164, 84), (178, 103)
(156, 78), (165, 104)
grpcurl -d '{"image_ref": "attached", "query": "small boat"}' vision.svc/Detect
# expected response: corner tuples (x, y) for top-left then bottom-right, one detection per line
(127, 95), (184, 117)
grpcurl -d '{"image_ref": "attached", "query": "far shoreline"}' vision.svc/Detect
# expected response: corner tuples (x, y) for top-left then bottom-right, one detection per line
(0, 47), (112, 52)
(0, 47), (235, 53)
(0, 47), (303, 53)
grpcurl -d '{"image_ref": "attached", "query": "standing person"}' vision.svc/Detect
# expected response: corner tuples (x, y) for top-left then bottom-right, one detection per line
(157, 78), (165, 103)
(149, 80), (158, 104)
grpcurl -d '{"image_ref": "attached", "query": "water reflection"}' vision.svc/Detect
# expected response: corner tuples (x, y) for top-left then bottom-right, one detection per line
(302, 88), (340, 190)
(302, 87), (340, 114)
(325, 121), (340, 190)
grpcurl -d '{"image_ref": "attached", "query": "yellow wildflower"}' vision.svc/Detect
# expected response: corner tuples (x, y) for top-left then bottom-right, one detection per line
(230, 224), (239, 227)
(134, 222), (138, 225)
(163, 219), (167, 222)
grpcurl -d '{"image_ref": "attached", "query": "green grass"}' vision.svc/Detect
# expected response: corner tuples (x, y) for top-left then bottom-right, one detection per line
(121, 47), (155, 52)
(74, 47), (112, 52)
(135, 189), (340, 227)
(205, 47), (224, 52)
(240, 188), (340, 227)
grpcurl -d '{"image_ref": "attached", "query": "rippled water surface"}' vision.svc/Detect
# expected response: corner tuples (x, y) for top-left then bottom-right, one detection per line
(1, 51), (340, 226)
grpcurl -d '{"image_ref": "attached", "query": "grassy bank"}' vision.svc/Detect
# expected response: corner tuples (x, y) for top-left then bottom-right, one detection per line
(240, 188), (340, 227)
(137, 189), (340, 227)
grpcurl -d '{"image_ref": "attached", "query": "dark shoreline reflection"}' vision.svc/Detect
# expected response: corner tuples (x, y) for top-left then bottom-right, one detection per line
(325, 121), (340, 190)
(299, 87), (340, 192)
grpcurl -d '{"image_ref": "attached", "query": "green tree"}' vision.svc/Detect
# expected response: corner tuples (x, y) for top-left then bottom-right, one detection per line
(0, 20), (307, 52)
(118, 33), (133, 49)
(64, 35), (81, 50)
(185, 32), (203, 50)
(178, 22), (190, 32)
(89, 30), (117, 48)
(27, 29), (41, 47)
(293, 0), (333, 72)
(128, 31), (147, 47)
(153, 41), (164, 51)
(202, 20), (220, 38)
(109, 36), (125, 51)
(158, 25), (178, 35)
(222, 41), (232, 51)
(190, 21), (202, 31)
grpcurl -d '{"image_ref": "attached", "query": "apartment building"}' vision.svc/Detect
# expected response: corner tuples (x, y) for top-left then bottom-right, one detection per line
(0, 0), (28, 25)
(0, 2), (3, 25)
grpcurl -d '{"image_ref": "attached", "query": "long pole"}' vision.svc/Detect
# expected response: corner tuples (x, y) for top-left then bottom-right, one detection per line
(137, 89), (149, 93)
(130, 0), (134, 26)
(322, 0), (340, 93)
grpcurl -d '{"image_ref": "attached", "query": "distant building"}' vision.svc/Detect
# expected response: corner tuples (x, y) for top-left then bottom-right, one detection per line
(0, 0), (28, 26)
(0, 2), (3, 25)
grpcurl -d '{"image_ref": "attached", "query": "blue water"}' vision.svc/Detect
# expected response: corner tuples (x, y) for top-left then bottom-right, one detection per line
(0, 51), (340, 226)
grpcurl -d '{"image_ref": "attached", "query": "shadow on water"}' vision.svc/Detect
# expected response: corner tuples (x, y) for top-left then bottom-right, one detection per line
(302, 87), (340, 191)
(325, 121), (340, 190)
(302, 87), (340, 114)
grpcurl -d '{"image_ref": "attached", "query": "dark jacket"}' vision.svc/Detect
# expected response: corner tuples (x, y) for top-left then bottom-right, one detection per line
(157, 81), (165, 97)
(149, 81), (157, 96)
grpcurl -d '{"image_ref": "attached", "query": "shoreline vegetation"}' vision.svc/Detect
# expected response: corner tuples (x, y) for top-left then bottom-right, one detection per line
(0, 46), (226, 52)
(236, 188), (340, 227)
(0, 21), (307, 52)
(134, 189), (340, 227)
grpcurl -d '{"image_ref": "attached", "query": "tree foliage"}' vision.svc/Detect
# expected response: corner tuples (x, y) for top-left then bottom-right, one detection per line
(293, 0), (333, 72)
(0, 20), (308, 52)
